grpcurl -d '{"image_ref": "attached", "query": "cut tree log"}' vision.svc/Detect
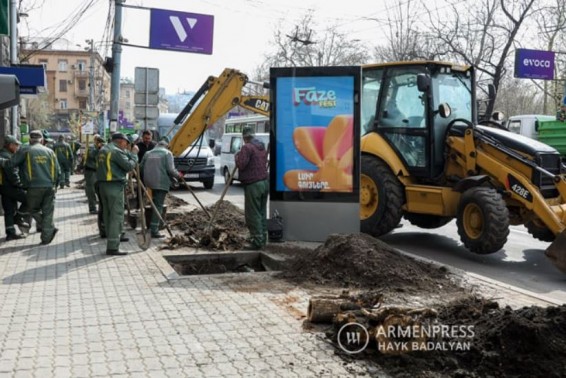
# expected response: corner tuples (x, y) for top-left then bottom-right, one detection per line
(308, 297), (362, 323)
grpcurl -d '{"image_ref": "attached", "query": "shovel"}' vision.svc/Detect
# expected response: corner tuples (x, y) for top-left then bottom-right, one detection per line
(178, 175), (212, 219)
(125, 174), (137, 229)
(135, 174), (175, 238)
(135, 165), (151, 250)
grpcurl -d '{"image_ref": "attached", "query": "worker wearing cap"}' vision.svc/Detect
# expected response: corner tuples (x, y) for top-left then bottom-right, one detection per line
(140, 136), (181, 238)
(96, 132), (138, 255)
(53, 135), (74, 189)
(235, 126), (269, 250)
(0, 135), (30, 241)
(11, 130), (61, 245)
(83, 134), (105, 214)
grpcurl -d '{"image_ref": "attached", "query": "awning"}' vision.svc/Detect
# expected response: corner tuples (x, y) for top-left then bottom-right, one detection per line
(0, 64), (46, 95)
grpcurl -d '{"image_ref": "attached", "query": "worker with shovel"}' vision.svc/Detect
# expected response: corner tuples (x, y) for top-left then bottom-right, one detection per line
(139, 136), (181, 239)
(96, 133), (138, 256)
(83, 134), (105, 214)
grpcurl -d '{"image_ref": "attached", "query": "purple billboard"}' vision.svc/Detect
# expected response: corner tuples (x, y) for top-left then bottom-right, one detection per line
(514, 48), (555, 80)
(149, 8), (214, 54)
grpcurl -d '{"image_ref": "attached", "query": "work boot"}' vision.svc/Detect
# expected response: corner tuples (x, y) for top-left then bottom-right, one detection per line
(119, 233), (129, 242)
(6, 233), (25, 241)
(65, 183), (71, 188)
(89, 209), (97, 214)
(14, 214), (30, 229)
(106, 249), (127, 256)
(243, 243), (262, 250)
(151, 232), (165, 239)
(40, 228), (58, 245)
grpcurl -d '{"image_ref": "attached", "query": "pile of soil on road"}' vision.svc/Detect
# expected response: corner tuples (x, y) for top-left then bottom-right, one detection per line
(277, 233), (455, 294)
(332, 295), (566, 377)
(165, 200), (247, 250)
(165, 193), (188, 207)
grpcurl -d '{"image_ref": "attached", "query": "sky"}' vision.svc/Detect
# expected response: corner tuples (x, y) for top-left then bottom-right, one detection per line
(19, 0), (402, 94)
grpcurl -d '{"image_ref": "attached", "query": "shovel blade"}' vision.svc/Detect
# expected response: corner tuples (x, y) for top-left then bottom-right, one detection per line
(545, 230), (566, 273)
(136, 230), (151, 250)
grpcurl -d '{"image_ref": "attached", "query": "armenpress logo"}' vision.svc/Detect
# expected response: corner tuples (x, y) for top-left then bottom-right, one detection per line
(337, 322), (370, 354)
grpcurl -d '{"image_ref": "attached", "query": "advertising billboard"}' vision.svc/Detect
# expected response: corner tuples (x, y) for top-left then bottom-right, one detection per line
(514, 48), (555, 80)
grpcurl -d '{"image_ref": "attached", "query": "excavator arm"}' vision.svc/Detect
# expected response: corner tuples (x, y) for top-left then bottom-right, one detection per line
(169, 68), (269, 156)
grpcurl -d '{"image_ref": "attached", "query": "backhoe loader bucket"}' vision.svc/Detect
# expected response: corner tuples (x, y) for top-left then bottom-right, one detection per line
(545, 231), (566, 273)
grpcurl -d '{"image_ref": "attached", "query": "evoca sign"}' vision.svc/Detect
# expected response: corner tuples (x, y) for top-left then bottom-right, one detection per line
(515, 49), (555, 80)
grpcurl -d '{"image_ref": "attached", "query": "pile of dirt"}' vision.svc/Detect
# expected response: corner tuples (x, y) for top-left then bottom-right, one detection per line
(165, 200), (248, 250)
(278, 233), (455, 294)
(333, 295), (566, 377)
(165, 193), (188, 207)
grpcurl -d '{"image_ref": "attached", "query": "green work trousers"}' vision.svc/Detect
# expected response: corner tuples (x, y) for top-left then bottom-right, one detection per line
(149, 189), (167, 234)
(26, 187), (56, 243)
(99, 182), (125, 251)
(59, 165), (71, 187)
(243, 179), (268, 248)
(84, 170), (97, 211)
(0, 186), (27, 236)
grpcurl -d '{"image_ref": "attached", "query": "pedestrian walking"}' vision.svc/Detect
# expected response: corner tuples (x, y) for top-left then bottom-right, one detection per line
(140, 136), (181, 238)
(83, 134), (105, 214)
(53, 135), (74, 188)
(11, 130), (60, 245)
(96, 132), (138, 256)
(235, 126), (269, 250)
(0, 135), (30, 240)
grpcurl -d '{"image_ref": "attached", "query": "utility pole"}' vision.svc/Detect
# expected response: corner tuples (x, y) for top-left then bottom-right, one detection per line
(109, 0), (124, 133)
(9, 0), (18, 135)
(86, 39), (95, 111)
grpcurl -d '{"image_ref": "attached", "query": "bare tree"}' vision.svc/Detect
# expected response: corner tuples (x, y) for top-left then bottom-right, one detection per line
(533, 0), (566, 113)
(424, 0), (537, 119)
(26, 93), (53, 130)
(254, 12), (369, 81)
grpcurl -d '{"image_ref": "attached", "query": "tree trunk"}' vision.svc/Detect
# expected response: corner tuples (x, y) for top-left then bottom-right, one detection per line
(307, 297), (360, 323)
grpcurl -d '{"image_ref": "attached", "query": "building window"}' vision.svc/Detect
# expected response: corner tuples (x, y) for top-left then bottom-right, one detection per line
(77, 60), (87, 71)
(58, 60), (68, 71)
(78, 79), (87, 91)
(125, 90), (130, 98)
(59, 80), (67, 92)
(59, 100), (68, 109)
(125, 102), (130, 109)
(39, 59), (48, 68)
(79, 99), (87, 109)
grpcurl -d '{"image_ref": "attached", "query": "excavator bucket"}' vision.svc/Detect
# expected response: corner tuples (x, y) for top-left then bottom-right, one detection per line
(545, 231), (566, 273)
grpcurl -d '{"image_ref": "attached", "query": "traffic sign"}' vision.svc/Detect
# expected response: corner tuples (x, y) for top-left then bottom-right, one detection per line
(82, 121), (94, 135)
(149, 8), (214, 54)
(135, 67), (160, 94)
(134, 93), (159, 105)
(134, 106), (159, 120)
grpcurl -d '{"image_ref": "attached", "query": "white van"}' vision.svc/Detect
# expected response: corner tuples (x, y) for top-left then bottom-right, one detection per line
(220, 132), (269, 184)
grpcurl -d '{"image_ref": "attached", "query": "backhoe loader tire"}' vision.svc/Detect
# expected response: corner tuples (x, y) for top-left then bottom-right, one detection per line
(404, 213), (452, 229)
(360, 156), (404, 237)
(526, 220), (555, 242)
(456, 187), (509, 254)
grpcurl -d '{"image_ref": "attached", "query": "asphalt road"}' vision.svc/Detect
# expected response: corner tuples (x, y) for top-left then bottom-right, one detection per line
(173, 171), (566, 304)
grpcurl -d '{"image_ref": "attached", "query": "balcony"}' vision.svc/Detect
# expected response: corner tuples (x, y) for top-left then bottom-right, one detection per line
(75, 89), (88, 97)
(74, 70), (89, 78)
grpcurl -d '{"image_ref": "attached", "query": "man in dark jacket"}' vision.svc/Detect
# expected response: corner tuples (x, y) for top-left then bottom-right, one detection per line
(0, 135), (30, 240)
(53, 134), (74, 188)
(136, 130), (156, 162)
(140, 137), (180, 238)
(12, 130), (61, 245)
(83, 134), (105, 214)
(235, 126), (268, 250)
(96, 132), (138, 255)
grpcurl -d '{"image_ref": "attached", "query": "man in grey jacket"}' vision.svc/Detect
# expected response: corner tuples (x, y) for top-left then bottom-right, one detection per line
(140, 137), (181, 238)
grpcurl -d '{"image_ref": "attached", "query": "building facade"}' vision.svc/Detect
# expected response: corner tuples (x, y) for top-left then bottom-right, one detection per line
(20, 43), (111, 135)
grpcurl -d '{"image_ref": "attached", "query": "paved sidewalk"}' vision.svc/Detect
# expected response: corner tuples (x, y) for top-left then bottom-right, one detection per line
(0, 177), (369, 378)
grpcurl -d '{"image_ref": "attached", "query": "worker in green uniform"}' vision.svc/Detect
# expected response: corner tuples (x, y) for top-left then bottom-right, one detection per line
(53, 134), (74, 188)
(83, 134), (105, 214)
(12, 130), (61, 245)
(140, 136), (181, 238)
(0, 135), (30, 240)
(96, 132), (138, 256)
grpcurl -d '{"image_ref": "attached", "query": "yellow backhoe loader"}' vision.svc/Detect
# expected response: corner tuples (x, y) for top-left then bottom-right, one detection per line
(359, 61), (566, 272)
(168, 64), (566, 272)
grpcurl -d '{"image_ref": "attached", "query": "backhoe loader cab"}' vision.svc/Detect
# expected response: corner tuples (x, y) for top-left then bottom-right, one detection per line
(359, 61), (566, 272)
